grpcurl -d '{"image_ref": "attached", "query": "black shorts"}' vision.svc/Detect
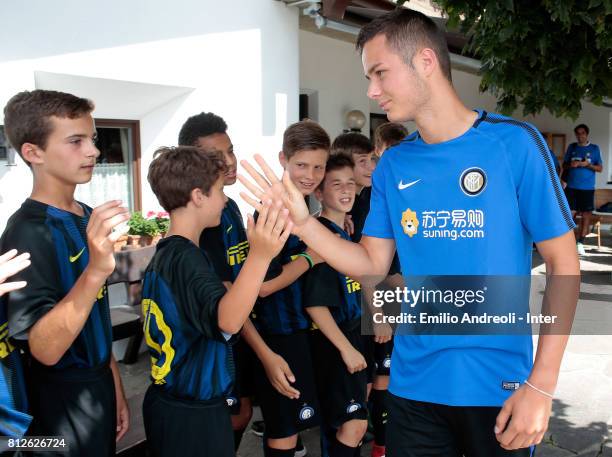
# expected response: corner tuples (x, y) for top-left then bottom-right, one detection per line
(253, 331), (320, 439)
(362, 335), (376, 383)
(565, 188), (595, 212)
(26, 362), (116, 457)
(143, 384), (234, 457)
(373, 338), (394, 377)
(386, 394), (534, 457)
(310, 320), (368, 428)
(226, 338), (256, 414)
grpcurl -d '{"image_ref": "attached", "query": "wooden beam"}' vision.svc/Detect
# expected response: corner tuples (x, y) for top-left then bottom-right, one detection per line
(322, 0), (351, 20)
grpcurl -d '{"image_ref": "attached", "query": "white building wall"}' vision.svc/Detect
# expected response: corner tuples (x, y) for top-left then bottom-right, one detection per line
(299, 30), (371, 138)
(300, 29), (612, 188)
(0, 0), (300, 231)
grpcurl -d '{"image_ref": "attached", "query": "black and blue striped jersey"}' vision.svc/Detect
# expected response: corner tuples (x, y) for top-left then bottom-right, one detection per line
(1, 199), (112, 370)
(141, 235), (235, 401)
(199, 198), (249, 282)
(0, 297), (31, 438)
(302, 217), (362, 326)
(251, 233), (310, 335)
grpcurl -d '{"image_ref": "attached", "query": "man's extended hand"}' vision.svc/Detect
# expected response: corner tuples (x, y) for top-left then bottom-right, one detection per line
(0, 249), (31, 296)
(495, 384), (551, 450)
(238, 154), (309, 229)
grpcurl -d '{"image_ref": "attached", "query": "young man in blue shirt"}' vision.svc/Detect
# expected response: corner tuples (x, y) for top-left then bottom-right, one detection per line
(239, 8), (580, 457)
(561, 123), (603, 254)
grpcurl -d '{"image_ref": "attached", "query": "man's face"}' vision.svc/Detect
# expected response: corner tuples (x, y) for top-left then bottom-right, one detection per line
(575, 128), (588, 145)
(362, 34), (427, 123)
(353, 152), (376, 188)
(195, 133), (237, 185)
(315, 167), (356, 214)
(281, 148), (328, 196)
(34, 114), (99, 185)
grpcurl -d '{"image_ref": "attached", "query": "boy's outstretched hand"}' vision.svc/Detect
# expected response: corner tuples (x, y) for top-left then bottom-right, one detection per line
(239, 154), (309, 230)
(246, 199), (293, 261)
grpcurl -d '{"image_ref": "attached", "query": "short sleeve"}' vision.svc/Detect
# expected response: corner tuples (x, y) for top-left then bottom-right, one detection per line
(302, 263), (343, 309)
(1, 221), (62, 340)
(515, 129), (575, 243)
(199, 225), (232, 282)
(593, 146), (602, 165)
(362, 159), (394, 239)
(178, 248), (230, 340)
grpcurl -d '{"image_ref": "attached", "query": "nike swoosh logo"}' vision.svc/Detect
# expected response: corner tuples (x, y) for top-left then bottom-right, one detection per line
(69, 247), (85, 263)
(398, 179), (421, 190)
(226, 225), (233, 234)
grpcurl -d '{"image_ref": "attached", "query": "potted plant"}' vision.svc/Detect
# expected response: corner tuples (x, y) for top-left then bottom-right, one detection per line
(127, 212), (159, 247)
(148, 211), (170, 241)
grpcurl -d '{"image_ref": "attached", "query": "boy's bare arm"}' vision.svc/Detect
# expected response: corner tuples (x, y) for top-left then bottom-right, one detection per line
(110, 354), (130, 442)
(259, 248), (322, 297)
(217, 201), (292, 334)
(306, 306), (366, 374)
(238, 155), (395, 280)
(28, 201), (129, 366)
(259, 256), (310, 298)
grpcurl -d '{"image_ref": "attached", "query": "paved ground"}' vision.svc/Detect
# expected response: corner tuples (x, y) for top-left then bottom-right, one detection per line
(119, 232), (612, 457)
(532, 233), (612, 457)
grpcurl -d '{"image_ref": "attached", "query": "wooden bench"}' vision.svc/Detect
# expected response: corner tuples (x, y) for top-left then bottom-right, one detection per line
(108, 246), (155, 364)
(592, 188), (612, 248)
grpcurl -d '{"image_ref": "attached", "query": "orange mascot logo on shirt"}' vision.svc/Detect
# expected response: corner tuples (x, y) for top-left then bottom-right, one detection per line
(401, 209), (419, 238)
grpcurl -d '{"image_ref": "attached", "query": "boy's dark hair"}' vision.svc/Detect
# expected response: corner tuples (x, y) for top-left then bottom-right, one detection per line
(148, 146), (227, 212)
(3, 90), (94, 165)
(574, 124), (590, 135)
(319, 154), (355, 190)
(282, 120), (330, 159)
(374, 122), (408, 151)
(178, 112), (228, 146)
(331, 132), (373, 158)
(356, 8), (452, 83)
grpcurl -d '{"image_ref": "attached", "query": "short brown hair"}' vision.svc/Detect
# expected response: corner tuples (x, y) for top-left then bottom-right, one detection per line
(331, 132), (372, 158)
(3, 90), (94, 165)
(282, 120), (330, 159)
(356, 9), (452, 83)
(318, 154), (355, 191)
(147, 146), (227, 212)
(374, 122), (408, 152)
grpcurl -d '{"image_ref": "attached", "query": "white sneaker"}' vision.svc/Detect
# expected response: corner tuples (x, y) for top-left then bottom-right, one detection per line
(577, 242), (586, 256)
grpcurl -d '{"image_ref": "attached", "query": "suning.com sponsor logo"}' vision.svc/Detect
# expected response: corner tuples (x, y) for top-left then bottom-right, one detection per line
(401, 208), (485, 240)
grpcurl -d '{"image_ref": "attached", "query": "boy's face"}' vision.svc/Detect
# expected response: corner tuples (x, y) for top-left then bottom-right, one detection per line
(362, 34), (428, 123)
(29, 114), (99, 184)
(280, 148), (328, 196)
(201, 175), (228, 226)
(353, 152), (376, 188)
(195, 133), (237, 185)
(315, 167), (356, 214)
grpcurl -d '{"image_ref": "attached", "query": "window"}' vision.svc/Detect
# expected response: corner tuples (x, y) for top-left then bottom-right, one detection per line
(0, 126), (8, 161)
(75, 119), (142, 210)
